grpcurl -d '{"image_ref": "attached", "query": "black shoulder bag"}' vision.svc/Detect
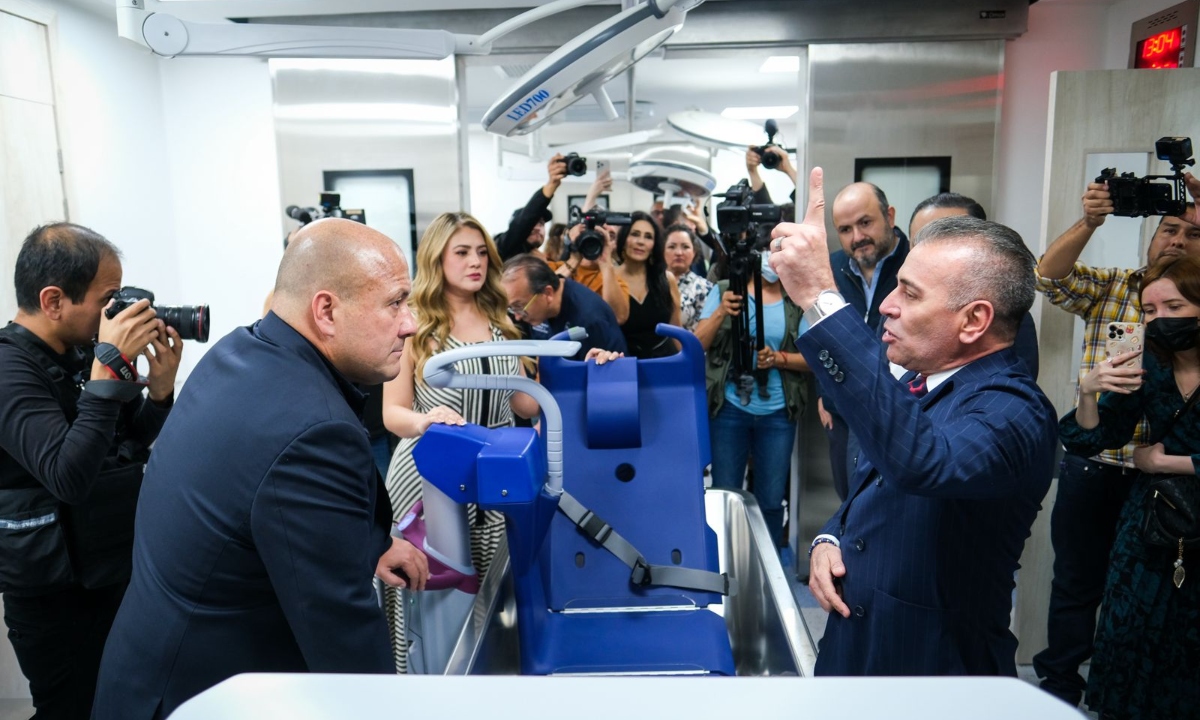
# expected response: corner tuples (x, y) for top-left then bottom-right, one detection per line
(1141, 387), (1200, 590)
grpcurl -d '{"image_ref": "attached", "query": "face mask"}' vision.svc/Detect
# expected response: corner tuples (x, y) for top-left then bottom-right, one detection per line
(760, 252), (779, 284)
(1146, 316), (1200, 353)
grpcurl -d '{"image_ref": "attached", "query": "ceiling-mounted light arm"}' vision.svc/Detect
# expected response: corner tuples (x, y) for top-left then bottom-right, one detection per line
(117, 0), (689, 59)
(465, 0), (609, 53)
(116, 0), (470, 59)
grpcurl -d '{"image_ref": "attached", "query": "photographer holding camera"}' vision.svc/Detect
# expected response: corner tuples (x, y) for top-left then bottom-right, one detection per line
(497, 153), (572, 262)
(1033, 153), (1200, 708)
(0, 223), (181, 719)
(746, 145), (797, 205)
(553, 211), (631, 325)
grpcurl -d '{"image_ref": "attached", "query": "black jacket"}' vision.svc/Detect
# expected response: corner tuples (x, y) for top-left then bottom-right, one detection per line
(0, 323), (170, 594)
(830, 228), (910, 333)
(498, 187), (553, 262)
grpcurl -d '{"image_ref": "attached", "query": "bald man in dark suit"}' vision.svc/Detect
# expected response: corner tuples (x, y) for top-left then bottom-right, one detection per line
(93, 219), (430, 720)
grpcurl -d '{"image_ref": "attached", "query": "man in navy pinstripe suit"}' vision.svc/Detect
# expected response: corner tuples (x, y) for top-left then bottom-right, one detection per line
(769, 168), (1056, 676)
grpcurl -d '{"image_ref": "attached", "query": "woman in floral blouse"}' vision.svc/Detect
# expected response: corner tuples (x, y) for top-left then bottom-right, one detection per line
(664, 223), (713, 332)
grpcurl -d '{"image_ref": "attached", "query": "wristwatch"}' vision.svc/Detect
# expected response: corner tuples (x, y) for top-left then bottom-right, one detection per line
(94, 342), (138, 383)
(803, 290), (847, 328)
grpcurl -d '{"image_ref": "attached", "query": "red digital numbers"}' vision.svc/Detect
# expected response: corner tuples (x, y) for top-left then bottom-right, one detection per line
(1136, 27), (1183, 69)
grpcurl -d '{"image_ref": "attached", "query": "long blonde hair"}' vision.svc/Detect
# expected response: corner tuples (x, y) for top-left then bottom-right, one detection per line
(411, 212), (520, 382)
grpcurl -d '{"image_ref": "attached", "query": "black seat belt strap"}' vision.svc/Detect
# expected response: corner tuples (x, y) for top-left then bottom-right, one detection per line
(557, 491), (737, 597)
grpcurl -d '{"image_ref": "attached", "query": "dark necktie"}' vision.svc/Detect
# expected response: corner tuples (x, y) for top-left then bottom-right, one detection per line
(907, 373), (928, 399)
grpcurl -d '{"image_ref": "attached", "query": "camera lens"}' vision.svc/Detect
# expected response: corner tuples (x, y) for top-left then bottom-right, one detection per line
(759, 147), (781, 170)
(577, 231), (605, 261)
(155, 304), (211, 343)
(565, 154), (588, 177)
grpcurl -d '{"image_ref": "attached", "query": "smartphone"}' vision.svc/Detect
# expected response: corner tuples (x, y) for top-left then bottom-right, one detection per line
(1104, 321), (1144, 369)
(595, 159), (610, 178)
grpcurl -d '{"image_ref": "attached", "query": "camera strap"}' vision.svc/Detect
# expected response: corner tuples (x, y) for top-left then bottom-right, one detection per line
(94, 342), (139, 383)
(0, 323), (90, 401)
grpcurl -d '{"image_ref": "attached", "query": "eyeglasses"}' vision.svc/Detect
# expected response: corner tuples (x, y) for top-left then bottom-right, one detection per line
(508, 292), (540, 319)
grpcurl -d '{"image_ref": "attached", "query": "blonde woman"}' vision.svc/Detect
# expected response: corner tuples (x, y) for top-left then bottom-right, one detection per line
(382, 212), (538, 671)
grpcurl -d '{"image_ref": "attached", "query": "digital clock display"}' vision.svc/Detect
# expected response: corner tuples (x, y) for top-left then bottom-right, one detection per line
(1135, 26), (1184, 69)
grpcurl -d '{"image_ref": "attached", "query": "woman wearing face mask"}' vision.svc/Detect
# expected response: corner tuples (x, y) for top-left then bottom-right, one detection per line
(1059, 255), (1200, 720)
(693, 251), (810, 551)
(614, 211), (681, 358)
(664, 223), (714, 332)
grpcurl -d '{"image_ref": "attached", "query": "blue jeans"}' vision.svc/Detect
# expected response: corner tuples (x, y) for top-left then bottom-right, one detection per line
(709, 404), (796, 546)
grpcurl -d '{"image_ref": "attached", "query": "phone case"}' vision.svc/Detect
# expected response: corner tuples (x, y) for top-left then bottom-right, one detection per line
(1104, 321), (1144, 369)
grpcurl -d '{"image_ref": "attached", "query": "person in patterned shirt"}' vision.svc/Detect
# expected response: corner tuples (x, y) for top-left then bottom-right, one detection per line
(1033, 172), (1200, 708)
(664, 223), (714, 332)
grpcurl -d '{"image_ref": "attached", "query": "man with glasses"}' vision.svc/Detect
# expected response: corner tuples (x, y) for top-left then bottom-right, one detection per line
(502, 254), (626, 360)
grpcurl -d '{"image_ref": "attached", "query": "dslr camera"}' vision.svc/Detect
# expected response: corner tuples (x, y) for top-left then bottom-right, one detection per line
(562, 152), (588, 177)
(752, 119), (784, 170)
(286, 192), (367, 227)
(563, 205), (632, 261)
(105, 287), (211, 343)
(1096, 137), (1195, 217)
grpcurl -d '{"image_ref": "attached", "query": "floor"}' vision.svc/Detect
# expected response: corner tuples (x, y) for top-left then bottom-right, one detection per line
(0, 700), (29, 720)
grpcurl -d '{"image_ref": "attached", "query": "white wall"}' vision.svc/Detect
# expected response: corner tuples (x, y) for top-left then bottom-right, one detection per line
(994, 1), (1106, 250)
(26, 0), (282, 382)
(157, 57), (281, 381)
(51, 1), (179, 303)
(994, 0), (1186, 253)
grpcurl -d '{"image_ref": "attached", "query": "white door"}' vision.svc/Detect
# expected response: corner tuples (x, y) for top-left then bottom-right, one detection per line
(0, 5), (68, 701)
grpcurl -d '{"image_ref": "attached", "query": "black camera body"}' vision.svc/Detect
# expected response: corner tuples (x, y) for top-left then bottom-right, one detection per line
(752, 119), (783, 170)
(564, 206), (631, 261)
(1097, 136), (1195, 218)
(563, 152), (588, 177)
(715, 180), (782, 244)
(105, 287), (210, 343)
(286, 192), (367, 227)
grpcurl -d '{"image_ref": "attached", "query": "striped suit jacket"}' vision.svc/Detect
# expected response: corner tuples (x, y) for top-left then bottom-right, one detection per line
(797, 307), (1056, 676)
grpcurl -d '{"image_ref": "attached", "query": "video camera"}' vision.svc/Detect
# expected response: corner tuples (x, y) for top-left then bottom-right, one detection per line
(562, 152), (588, 177)
(1096, 137), (1195, 217)
(715, 179), (782, 250)
(752, 119), (784, 170)
(564, 205), (632, 261)
(285, 192), (367, 227)
(713, 180), (783, 406)
(105, 286), (210, 343)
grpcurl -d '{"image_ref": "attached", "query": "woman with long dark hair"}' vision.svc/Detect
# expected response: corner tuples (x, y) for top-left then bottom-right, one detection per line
(614, 211), (680, 358)
(1059, 255), (1200, 719)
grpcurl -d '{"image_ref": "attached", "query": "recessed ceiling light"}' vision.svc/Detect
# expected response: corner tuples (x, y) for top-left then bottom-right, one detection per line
(268, 58), (454, 78)
(720, 106), (798, 120)
(759, 56), (800, 73)
(273, 103), (457, 122)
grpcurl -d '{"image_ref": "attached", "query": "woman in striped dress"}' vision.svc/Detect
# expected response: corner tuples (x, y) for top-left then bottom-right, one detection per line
(382, 212), (539, 672)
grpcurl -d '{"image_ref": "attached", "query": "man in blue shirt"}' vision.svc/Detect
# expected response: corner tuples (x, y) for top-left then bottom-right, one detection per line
(502, 254), (627, 360)
(819, 182), (909, 499)
(830, 182), (909, 331)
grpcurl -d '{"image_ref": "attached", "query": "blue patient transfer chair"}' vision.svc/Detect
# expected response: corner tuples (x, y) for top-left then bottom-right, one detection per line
(412, 325), (736, 675)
